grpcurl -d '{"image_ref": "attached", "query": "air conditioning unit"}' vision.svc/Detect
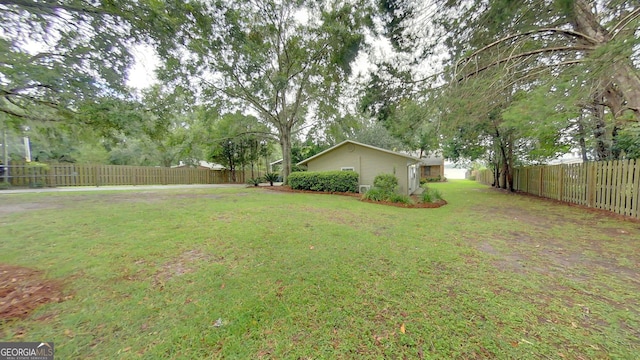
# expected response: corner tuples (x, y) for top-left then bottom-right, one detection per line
(359, 185), (371, 193)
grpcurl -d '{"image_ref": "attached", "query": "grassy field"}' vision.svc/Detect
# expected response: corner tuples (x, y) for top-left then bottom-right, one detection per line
(0, 181), (638, 359)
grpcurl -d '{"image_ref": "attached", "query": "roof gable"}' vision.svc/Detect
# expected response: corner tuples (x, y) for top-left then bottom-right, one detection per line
(297, 140), (421, 166)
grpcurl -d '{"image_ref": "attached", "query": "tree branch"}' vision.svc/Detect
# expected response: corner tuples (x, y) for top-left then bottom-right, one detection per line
(457, 45), (594, 81)
(455, 27), (601, 73)
(288, 73), (310, 128)
(201, 74), (277, 125)
(610, 7), (640, 40)
(0, 106), (28, 119)
(0, 0), (113, 17)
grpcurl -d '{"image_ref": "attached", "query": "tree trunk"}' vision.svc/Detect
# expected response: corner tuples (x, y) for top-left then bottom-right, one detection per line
(611, 125), (621, 159)
(611, 61), (640, 119)
(493, 127), (514, 191)
(572, 0), (640, 121)
(279, 127), (292, 184)
(499, 143), (508, 190)
(592, 105), (610, 160)
(602, 81), (625, 121)
(576, 116), (588, 162)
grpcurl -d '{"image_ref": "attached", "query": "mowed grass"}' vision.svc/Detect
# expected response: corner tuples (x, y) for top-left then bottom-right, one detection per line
(0, 181), (639, 359)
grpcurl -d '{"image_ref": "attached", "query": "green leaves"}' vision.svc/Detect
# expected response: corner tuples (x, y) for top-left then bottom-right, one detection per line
(288, 170), (359, 193)
(0, 0), (142, 129)
(376, 0), (640, 175)
(207, 111), (274, 174)
(145, 0), (372, 179)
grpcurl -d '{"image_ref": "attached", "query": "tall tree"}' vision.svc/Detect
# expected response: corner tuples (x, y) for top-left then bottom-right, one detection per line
(376, 0), (640, 189)
(136, 85), (197, 167)
(0, 0), (194, 137)
(207, 112), (273, 182)
(448, 0), (640, 148)
(0, 0), (136, 124)
(152, 0), (368, 182)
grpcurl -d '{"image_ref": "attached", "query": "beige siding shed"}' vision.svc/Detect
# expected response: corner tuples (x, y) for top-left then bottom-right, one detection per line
(297, 140), (421, 196)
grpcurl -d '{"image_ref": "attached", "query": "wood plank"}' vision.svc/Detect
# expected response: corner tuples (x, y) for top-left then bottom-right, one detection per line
(600, 161), (606, 209)
(604, 161), (611, 210)
(594, 162), (602, 208)
(612, 160), (618, 212)
(623, 159), (632, 217)
(616, 160), (625, 215)
(607, 160), (614, 211)
(580, 163), (585, 203)
(612, 160), (620, 214)
(558, 165), (564, 201)
(632, 159), (640, 218)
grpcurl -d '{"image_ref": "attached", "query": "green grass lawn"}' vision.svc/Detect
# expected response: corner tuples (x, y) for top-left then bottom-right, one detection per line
(1, 181), (639, 359)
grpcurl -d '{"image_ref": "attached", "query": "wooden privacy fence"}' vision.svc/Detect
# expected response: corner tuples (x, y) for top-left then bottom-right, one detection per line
(2, 163), (254, 187)
(477, 159), (640, 219)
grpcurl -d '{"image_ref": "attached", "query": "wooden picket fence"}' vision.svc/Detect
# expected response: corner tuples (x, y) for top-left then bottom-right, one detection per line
(1, 163), (256, 187)
(477, 159), (640, 219)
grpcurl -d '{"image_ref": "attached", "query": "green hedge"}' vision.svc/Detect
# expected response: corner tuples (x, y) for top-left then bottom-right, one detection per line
(288, 170), (359, 193)
(373, 173), (398, 193)
(363, 173), (413, 204)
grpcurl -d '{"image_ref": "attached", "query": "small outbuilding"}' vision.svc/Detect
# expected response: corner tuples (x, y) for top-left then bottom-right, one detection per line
(296, 140), (421, 196)
(418, 156), (445, 180)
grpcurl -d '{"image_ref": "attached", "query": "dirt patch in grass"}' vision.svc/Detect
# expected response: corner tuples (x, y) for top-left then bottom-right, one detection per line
(297, 206), (366, 228)
(0, 264), (66, 321)
(471, 192), (640, 313)
(0, 192), (235, 217)
(152, 250), (222, 286)
(512, 189), (640, 224)
(0, 203), (59, 215)
(262, 186), (447, 208)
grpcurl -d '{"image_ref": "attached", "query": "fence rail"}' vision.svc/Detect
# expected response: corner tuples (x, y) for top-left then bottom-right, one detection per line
(477, 159), (640, 219)
(0, 163), (256, 187)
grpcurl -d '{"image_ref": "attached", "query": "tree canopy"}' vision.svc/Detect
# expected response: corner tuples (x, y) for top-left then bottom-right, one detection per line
(148, 0), (370, 182)
(5, 0), (640, 191)
(375, 0), (640, 189)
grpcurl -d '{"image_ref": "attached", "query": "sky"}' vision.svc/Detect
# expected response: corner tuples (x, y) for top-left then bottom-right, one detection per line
(124, 33), (389, 91)
(126, 44), (160, 89)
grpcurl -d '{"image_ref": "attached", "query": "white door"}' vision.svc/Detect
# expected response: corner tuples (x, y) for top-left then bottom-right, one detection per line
(408, 165), (417, 194)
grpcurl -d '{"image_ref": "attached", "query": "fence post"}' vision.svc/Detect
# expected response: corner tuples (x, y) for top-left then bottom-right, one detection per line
(48, 165), (55, 187)
(558, 165), (564, 201)
(633, 159), (640, 218)
(587, 162), (596, 207)
(539, 166), (544, 196)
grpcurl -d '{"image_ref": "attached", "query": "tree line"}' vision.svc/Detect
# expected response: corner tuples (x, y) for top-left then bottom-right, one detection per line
(2, 0), (638, 189)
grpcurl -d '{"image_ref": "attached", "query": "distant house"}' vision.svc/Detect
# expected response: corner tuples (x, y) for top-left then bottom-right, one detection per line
(269, 159), (283, 173)
(296, 140), (421, 196)
(418, 156), (445, 180)
(172, 161), (226, 170)
(548, 151), (585, 165)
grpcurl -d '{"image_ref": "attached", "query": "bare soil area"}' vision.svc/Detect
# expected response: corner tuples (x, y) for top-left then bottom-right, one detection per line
(0, 265), (66, 321)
